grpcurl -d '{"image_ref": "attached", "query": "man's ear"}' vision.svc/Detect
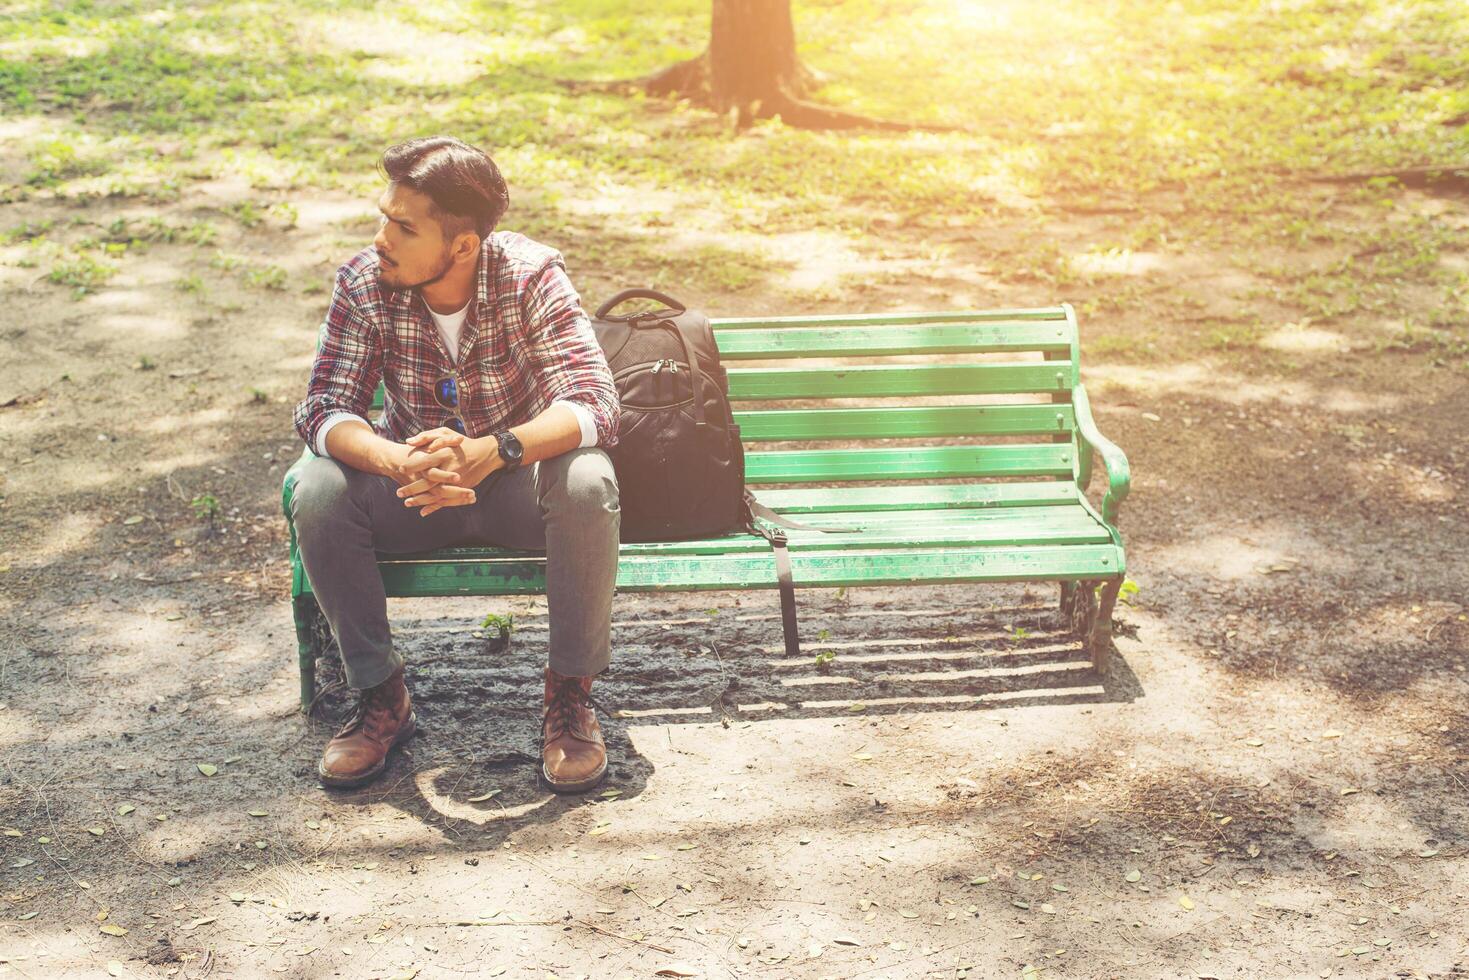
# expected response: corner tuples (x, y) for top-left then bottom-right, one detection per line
(453, 232), (481, 264)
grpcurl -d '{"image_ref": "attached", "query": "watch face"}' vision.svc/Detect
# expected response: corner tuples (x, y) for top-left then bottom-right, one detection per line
(499, 433), (522, 463)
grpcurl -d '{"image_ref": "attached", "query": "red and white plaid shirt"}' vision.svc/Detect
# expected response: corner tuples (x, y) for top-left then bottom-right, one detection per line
(293, 231), (619, 456)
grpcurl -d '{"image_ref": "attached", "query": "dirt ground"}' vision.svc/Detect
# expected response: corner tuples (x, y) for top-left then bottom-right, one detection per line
(2, 166), (1468, 980)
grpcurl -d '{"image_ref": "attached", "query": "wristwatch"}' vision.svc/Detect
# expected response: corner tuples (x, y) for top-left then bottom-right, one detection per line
(493, 430), (524, 471)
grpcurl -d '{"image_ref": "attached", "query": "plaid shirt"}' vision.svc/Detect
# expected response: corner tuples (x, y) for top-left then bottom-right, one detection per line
(293, 231), (619, 455)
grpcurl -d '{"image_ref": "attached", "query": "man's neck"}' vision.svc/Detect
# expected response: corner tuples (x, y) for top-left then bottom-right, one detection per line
(420, 260), (478, 315)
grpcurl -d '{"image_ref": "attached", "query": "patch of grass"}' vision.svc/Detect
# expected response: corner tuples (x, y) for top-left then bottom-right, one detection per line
(175, 274), (204, 293)
(227, 201), (265, 229)
(25, 139), (109, 186)
(191, 492), (221, 525)
(47, 254), (116, 298)
(245, 265), (288, 290)
(1205, 324), (1263, 352)
(0, 220), (54, 245)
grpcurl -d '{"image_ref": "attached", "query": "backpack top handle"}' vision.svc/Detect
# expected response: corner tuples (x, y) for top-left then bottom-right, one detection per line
(595, 289), (687, 321)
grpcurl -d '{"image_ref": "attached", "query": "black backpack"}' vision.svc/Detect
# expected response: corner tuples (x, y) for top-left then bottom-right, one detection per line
(590, 289), (746, 543)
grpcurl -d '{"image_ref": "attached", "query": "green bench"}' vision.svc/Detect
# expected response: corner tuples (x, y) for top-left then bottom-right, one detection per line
(282, 304), (1130, 713)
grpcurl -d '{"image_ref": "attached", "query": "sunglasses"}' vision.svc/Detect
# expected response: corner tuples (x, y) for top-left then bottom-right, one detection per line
(432, 374), (467, 435)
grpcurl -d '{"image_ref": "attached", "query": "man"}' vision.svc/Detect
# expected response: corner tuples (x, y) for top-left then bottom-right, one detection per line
(290, 136), (621, 793)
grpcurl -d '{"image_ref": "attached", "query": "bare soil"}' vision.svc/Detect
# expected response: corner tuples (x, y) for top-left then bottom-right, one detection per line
(2, 175), (1467, 979)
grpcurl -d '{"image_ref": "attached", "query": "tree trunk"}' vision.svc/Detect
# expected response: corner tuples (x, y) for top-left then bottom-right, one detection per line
(640, 0), (952, 132)
(709, 0), (804, 124)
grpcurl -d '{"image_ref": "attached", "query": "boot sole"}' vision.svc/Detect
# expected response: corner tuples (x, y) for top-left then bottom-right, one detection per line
(540, 755), (607, 794)
(317, 711), (418, 790)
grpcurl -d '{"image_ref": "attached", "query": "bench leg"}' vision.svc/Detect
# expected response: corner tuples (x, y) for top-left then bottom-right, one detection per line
(293, 593), (328, 714)
(1085, 576), (1124, 673)
(1058, 582), (1077, 622)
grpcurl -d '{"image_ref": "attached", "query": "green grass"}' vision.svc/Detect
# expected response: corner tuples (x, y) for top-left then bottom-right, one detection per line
(2, 0), (1463, 223)
(1, 0), (1466, 333)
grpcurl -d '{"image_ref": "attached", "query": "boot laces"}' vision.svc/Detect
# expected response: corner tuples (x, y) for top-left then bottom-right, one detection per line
(335, 682), (395, 738)
(546, 678), (608, 740)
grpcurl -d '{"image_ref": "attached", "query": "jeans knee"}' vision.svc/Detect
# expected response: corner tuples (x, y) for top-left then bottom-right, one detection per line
(289, 455), (351, 536)
(541, 449), (620, 521)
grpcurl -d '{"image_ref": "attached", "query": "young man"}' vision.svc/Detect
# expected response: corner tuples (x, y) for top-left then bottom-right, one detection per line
(291, 136), (621, 793)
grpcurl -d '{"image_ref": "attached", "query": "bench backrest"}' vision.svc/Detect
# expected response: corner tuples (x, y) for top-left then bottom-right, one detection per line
(360, 305), (1085, 494)
(717, 306), (1082, 491)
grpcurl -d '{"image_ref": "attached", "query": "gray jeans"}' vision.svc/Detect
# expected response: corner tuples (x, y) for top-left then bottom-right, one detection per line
(289, 448), (620, 690)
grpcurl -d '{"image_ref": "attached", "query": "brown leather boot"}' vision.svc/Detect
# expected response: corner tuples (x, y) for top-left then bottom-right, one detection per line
(541, 667), (607, 793)
(317, 665), (416, 789)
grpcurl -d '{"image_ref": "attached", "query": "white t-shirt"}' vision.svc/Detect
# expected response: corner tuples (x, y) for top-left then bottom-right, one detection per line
(314, 299), (598, 457)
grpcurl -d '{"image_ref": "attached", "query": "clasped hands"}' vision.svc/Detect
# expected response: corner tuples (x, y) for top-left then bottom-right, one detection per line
(390, 427), (505, 517)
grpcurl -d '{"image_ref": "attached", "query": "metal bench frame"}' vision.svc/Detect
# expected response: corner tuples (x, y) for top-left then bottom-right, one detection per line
(282, 304), (1131, 712)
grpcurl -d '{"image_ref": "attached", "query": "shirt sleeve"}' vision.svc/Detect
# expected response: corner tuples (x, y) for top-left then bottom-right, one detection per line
(314, 411), (370, 458)
(293, 274), (384, 455)
(551, 399), (598, 449)
(522, 260), (619, 448)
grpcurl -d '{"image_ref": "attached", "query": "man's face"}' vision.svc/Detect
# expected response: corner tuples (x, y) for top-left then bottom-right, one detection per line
(373, 182), (456, 291)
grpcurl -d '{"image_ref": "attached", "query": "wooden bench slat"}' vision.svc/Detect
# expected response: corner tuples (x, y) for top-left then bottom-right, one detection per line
(749, 481), (1080, 513)
(353, 543), (1122, 596)
(745, 444), (1073, 483)
(734, 404), (1075, 441)
(378, 507), (1107, 561)
(726, 363), (1074, 400)
(715, 321), (1073, 359)
(709, 308), (1069, 329)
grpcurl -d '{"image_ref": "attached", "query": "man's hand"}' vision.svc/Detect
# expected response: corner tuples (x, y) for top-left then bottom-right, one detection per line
(389, 436), (478, 517)
(395, 427), (505, 516)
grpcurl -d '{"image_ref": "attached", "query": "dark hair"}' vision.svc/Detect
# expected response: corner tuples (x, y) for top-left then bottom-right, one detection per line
(379, 136), (509, 240)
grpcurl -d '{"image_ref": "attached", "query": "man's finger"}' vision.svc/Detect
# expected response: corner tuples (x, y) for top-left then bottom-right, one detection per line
(406, 485), (475, 508)
(401, 447), (455, 474)
(422, 436), (464, 454)
(397, 471), (460, 498)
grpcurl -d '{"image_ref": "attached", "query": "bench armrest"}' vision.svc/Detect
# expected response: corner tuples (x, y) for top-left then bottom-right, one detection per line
(1073, 384), (1130, 526)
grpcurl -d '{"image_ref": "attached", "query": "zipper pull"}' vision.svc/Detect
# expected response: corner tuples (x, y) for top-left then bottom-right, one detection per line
(652, 360), (663, 374)
(667, 360), (680, 374)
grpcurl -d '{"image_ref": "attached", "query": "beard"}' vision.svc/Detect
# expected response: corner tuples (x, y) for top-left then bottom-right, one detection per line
(378, 246), (454, 291)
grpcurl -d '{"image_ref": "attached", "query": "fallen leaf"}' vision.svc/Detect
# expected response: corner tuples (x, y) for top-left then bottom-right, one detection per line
(197, 763), (218, 777)
(1179, 895), (1195, 910)
(969, 876), (990, 885)
(247, 809), (268, 818)
(832, 936), (861, 946)
(1418, 849), (1439, 858)
(899, 908), (919, 918)
(100, 924), (127, 937)
(467, 790), (500, 803)
(1244, 738), (1264, 747)
(116, 805), (134, 816)
(123, 516), (145, 526)
(654, 964), (700, 977)
(1124, 870), (1142, 883)
(1340, 787), (1359, 796)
